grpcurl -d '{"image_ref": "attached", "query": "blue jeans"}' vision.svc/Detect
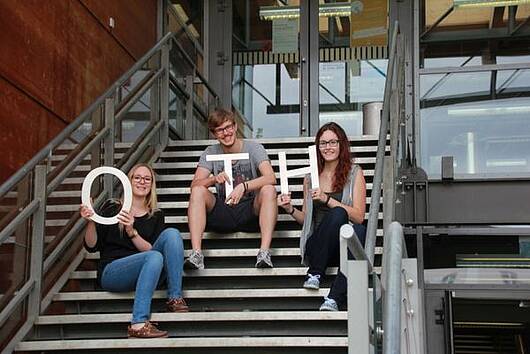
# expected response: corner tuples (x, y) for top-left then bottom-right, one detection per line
(100, 228), (184, 324)
(305, 207), (366, 307)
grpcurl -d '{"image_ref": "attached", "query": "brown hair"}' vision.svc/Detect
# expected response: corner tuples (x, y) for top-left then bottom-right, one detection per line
(315, 122), (352, 192)
(128, 163), (158, 215)
(208, 108), (236, 132)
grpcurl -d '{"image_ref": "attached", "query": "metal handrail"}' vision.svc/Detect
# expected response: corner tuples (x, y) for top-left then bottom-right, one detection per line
(0, 31), (175, 199)
(382, 221), (406, 354)
(365, 21), (400, 265)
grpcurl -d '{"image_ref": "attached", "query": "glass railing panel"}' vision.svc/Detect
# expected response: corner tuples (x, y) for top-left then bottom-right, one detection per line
(421, 96), (530, 178)
(420, 71), (491, 101)
(116, 88), (153, 143)
(169, 83), (186, 139)
(496, 69), (530, 93)
(424, 268), (530, 286)
(319, 59), (387, 136)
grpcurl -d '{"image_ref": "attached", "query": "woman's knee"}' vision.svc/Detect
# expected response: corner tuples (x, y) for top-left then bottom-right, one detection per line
(160, 228), (183, 244)
(144, 250), (164, 269)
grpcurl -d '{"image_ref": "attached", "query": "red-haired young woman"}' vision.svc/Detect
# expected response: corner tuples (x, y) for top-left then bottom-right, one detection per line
(278, 122), (367, 311)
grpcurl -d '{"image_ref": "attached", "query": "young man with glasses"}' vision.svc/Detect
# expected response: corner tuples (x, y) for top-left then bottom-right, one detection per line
(186, 109), (277, 269)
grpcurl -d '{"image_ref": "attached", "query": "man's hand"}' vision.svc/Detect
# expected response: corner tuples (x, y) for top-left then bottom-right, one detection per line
(226, 183), (245, 206)
(214, 171), (231, 185)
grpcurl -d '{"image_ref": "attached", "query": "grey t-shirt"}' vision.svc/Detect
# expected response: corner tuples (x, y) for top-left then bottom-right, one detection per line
(197, 140), (270, 200)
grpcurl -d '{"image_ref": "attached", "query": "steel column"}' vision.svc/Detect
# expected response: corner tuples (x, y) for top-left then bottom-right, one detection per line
(299, 0), (320, 136)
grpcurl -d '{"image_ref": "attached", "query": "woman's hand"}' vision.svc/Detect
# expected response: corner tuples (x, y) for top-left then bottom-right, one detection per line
(79, 204), (94, 221)
(277, 193), (293, 211)
(311, 188), (328, 204)
(117, 210), (135, 236)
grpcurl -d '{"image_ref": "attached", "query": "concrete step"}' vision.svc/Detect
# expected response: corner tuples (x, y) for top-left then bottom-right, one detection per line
(46, 196), (380, 212)
(17, 336), (347, 352)
(54, 288), (331, 302)
(159, 145), (388, 158)
(71, 267), (339, 280)
(44, 212), (383, 227)
(35, 310), (346, 325)
(153, 157), (377, 170)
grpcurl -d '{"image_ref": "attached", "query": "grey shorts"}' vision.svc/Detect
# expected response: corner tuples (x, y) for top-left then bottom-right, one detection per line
(206, 196), (259, 233)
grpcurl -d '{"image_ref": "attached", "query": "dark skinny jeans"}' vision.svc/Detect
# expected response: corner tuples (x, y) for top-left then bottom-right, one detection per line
(304, 207), (366, 307)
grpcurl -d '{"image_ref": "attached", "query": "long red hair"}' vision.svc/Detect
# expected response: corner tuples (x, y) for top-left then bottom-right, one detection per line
(315, 122), (352, 192)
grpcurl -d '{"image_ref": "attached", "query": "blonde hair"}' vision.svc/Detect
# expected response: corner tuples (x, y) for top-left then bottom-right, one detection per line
(128, 163), (158, 216)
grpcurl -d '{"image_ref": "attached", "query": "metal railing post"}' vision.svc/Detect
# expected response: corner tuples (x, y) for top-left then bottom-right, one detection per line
(104, 98), (115, 197)
(347, 260), (370, 354)
(383, 221), (404, 354)
(27, 165), (47, 321)
(401, 258), (423, 354)
(160, 43), (170, 150)
(365, 21), (400, 265)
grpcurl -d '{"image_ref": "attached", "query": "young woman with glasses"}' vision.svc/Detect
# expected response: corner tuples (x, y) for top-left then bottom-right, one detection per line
(79, 163), (187, 338)
(278, 122), (367, 311)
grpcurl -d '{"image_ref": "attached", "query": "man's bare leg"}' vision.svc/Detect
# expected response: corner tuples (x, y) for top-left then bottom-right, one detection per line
(188, 186), (216, 251)
(253, 184), (277, 250)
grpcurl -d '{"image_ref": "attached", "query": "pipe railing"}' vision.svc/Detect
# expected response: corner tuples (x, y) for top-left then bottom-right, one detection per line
(365, 21), (400, 264)
(382, 222), (405, 354)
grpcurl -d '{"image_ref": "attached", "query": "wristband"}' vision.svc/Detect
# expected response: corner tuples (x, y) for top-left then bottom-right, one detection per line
(289, 207), (296, 215)
(244, 182), (248, 193)
(325, 194), (331, 206)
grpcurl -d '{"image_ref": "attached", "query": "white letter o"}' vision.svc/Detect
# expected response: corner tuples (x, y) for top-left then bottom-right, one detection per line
(81, 167), (133, 225)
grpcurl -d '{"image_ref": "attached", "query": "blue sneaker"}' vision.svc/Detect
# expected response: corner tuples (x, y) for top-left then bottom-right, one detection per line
(319, 297), (338, 311)
(303, 273), (321, 290)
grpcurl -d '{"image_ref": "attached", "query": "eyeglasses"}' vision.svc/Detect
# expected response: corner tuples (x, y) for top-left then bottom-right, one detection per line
(213, 123), (235, 136)
(132, 175), (152, 184)
(318, 139), (339, 148)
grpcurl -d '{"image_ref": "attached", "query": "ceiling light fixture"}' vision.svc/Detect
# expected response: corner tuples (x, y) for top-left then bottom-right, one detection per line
(453, 0), (530, 8)
(259, 1), (363, 21)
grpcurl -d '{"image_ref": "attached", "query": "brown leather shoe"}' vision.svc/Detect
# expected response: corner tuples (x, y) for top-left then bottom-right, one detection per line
(167, 297), (189, 312)
(127, 321), (168, 338)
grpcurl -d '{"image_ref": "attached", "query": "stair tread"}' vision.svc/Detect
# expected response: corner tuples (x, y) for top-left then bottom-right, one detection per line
(167, 135), (380, 146)
(35, 311), (347, 324)
(54, 288), (331, 301)
(17, 336), (347, 350)
(83, 247), (383, 259)
(46, 197), (380, 211)
(160, 146), (388, 158)
(71, 267), (341, 279)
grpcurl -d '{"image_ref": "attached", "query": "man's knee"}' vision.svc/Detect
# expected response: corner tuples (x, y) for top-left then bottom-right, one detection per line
(190, 185), (210, 199)
(258, 184), (276, 201)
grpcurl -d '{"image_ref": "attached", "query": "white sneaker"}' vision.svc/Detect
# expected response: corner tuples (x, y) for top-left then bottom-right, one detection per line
(184, 250), (204, 269)
(319, 297), (338, 311)
(303, 274), (321, 290)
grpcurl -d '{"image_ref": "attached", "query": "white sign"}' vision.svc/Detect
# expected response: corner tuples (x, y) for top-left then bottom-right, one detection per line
(206, 153), (250, 200)
(272, 18), (298, 54)
(278, 145), (319, 195)
(81, 167), (133, 225)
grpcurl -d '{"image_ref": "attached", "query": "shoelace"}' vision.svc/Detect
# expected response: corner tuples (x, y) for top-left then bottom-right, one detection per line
(307, 274), (321, 281)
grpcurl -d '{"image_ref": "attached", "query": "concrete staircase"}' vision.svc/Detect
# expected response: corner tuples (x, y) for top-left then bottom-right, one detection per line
(15, 136), (386, 353)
